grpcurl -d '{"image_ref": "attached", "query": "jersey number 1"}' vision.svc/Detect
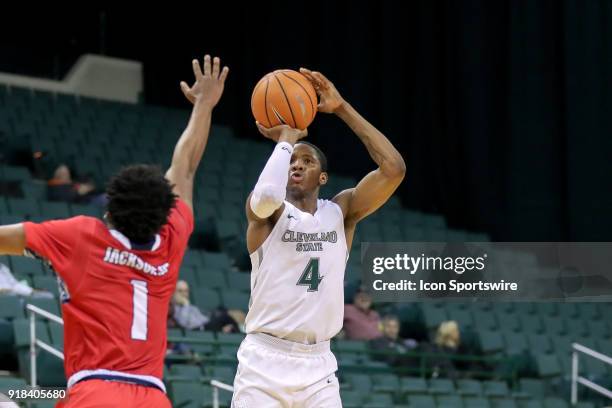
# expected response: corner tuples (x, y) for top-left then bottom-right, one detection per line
(130, 280), (148, 340)
(297, 258), (323, 292)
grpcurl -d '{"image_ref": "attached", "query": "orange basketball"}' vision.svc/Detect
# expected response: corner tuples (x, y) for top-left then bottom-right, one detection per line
(251, 69), (318, 130)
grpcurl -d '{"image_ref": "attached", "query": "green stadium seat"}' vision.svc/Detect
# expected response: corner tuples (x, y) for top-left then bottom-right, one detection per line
(518, 378), (547, 398)
(1, 165), (31, 181)
(7, 198), (40, 217)
(535, 303), (558, 318)
(168, 363), (203, 381)
(10, 256), (45, 276)
(0, 198), (9, 214)
(582, 354), (609, 377)
(541, 316), (566, 336)
(335, 339), (368, 355)
(526, 334), (552, 354)
(345, 373), (372, 393)
(482, 380), (509, 397)
(513, 303), (536, 316)
(490, 398), (518, 408)
(70, 204), (101, 218)
(477, 329), (504, 354)
(428, 378), (454, 395)
(437, 395), (464, 408)
(167, 327), (184, 339)
(421, 304), (448, 331)
(217, 202), (242, 221)
(364, 392), (393, 408)
(576, 303), (601, 320)
(216, 332), (245, 346)
(585, 320), (610, 339)
(179, 266), (198, 288)
(37, 351), (66, 386)
(400, 377), (428, 395)
(170, 381), (210, 408)
(565, 319), (588, 337)
(447, 308), (474, 328)
(191, 287), (221, 310)
(522, 399), (544, 408)
(406, 394), (435, 408)
(341, 390), (364, 408)
(182, 251), (204, 269)
(0, 376), (27, 393)
(557, 303), (578, 320)
(29, 401), (59, 408)
(503, 332), (528, 355)
(48, 322), (63, 346)
(209, 366), (236, 384)
(543, 397), (569, 408)
(0, 295), (24, 319)
(519, 315), (543, 334)
(40, 201), (71, 219)
(21, 182), (47, 201)
(496, 312), (521, 332)
(371, 373), (400, 393)
(32, 275), (59, 297)
(473, 310), (498, 330)
(215, 219), (242, 241)
(27, 297), (61, 316)
(535, 354), (561, 377)
(463, 396), (491, 408)
(198, 269), (227, 290)
(12, 318), (51, 348)
(225, 271), (251, 292)
(456, 379), (483, 396)
(221, 291), (249, 311)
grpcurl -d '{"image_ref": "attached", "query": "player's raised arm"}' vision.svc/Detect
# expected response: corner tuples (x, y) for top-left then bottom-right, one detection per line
(245, 124), (307, 252)
(0, 224), (26, 256)
(300, 68), (406, 225)
(165, 55), (229, 210)
(246, 123), (308, 222)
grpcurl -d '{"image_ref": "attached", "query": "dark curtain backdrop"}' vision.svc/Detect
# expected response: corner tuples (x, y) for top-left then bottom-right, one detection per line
(1, 1), (610, 240)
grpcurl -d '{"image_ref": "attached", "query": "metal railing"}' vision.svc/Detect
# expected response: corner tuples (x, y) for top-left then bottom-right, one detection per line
(26, 304), (64, 387)
(210, 379), (234, 408)
(571, 342), (612, 405)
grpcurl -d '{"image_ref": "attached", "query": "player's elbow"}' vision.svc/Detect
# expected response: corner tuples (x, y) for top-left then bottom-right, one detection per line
(250, 184), (285, 218)
(384, 156), (406, 181)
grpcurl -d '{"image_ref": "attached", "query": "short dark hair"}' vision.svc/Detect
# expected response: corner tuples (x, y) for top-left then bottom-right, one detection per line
(296, 141), (328, 172)
(106, 165), (177, 243)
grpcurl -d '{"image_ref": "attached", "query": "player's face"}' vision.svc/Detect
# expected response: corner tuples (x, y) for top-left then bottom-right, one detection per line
(288, 144), (324, 193)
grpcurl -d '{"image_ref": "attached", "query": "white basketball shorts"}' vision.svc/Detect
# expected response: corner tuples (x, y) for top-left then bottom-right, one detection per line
(231, 333), (342, 408)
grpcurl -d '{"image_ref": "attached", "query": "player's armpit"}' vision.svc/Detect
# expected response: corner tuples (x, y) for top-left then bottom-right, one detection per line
(333, 168), (403, 224)
(0, 224), (26, 256)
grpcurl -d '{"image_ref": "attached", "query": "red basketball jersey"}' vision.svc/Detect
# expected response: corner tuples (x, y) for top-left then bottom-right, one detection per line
(23, 199), (193, 386)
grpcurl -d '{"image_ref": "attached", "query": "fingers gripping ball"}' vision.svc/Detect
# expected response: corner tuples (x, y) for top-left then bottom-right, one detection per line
(251, 70), (318, 130)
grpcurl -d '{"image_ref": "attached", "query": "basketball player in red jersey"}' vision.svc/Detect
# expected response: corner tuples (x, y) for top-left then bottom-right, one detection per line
(0, 54), (229, 407)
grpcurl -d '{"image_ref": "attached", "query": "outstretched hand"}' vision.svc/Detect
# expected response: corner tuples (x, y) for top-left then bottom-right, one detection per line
(180, 55), (229, 108)
(299, 68), (345, 114)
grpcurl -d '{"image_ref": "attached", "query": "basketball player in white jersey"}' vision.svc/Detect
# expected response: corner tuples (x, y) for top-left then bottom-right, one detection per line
(232, 68), (406, 408)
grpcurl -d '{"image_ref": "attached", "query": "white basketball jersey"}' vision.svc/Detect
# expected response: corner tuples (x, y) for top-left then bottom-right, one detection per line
(245, 199), (348, 344)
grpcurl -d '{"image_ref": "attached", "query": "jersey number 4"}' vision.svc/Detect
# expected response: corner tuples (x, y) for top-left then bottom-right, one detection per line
(130, 280), (148, 340)
(297, 258), (323, 292)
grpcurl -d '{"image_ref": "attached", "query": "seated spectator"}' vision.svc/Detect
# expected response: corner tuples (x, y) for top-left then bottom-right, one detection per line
(172, 280), (239, 333)
(166, 302), (195, 357)
(0, 262), (54, 298)
(370, 315), (419, 367)
(47, 164), (104, 205)
(343, 289), (382, 340)
(426, 320), (463, 379)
